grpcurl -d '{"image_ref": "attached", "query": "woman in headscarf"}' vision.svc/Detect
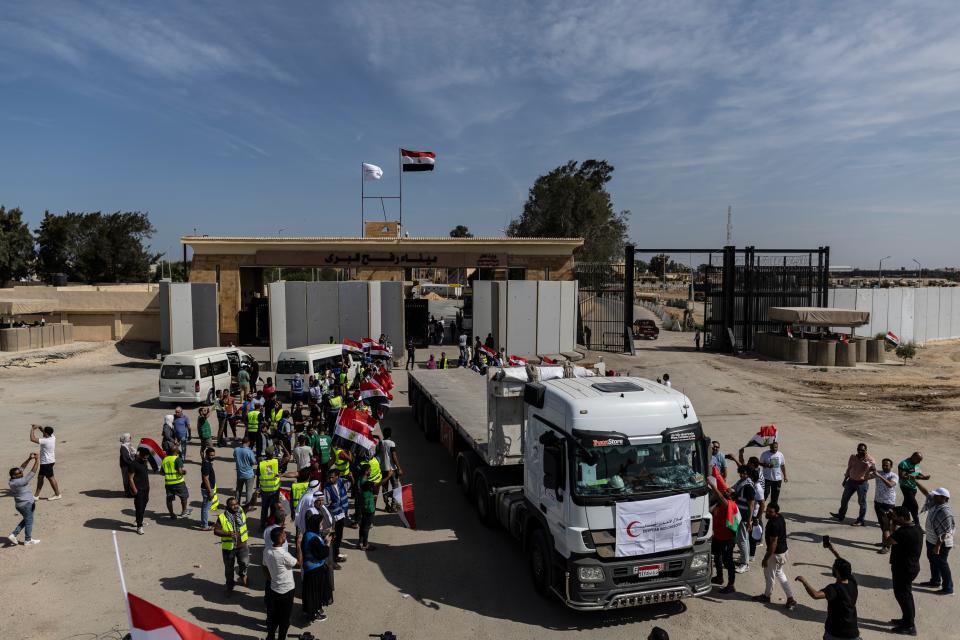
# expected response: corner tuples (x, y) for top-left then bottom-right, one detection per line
(300, 512), (332, 622)
(161, 414), (176, 455)
(119, 433), (137, 497)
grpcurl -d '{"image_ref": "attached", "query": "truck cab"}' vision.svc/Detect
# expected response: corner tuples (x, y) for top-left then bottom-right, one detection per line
(520, 377), (712, 609)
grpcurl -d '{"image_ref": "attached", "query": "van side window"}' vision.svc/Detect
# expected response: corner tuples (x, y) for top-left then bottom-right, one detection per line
(213, 359), (229, 375)
(199, 363), (211, 378)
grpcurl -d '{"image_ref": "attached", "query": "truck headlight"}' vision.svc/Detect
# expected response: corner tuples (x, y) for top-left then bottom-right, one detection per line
(578, 566), (605, 582)
(689, 553), (710, 569)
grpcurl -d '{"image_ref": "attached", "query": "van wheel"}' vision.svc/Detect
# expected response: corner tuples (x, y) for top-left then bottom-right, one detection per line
(529, 529), (551, 596)
(206, 389), (215, 405)
(474, 473), (495, 527)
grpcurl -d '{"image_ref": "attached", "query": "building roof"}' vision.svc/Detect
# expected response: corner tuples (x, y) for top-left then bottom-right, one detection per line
(182, 235), (584, 256)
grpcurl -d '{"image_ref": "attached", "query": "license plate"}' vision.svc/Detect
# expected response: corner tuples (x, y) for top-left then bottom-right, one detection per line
(172, 386), (182, 393)
(633, 564), (662, 577)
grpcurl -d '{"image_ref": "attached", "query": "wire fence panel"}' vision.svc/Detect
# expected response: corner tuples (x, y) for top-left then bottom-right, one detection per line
(575, 263), (627, 352)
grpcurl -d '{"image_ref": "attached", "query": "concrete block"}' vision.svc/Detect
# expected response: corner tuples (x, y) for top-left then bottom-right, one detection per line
(536, 281), (561, 355)
(855, 338), (867, 362)
(836, 342), (857, 367)
(63, 322), (73, 343)
(306, 282), (340, 344)
(29, 326), (41, 349)
(866, 339), (884, 363)
(191, 283), (219, 348)
(790, 339), (808, 363)
(808, 340), (836, 366)
(40, 324), (54, 347)
(338, 282), (370, 342)
(506, 281), (537, 356)
(284, 281), (308, 349)
(52, 323), (64, 345)
(380, 281), (404, 359)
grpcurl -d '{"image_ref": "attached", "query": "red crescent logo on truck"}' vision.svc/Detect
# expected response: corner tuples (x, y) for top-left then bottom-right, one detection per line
(626, 521), (643, 538)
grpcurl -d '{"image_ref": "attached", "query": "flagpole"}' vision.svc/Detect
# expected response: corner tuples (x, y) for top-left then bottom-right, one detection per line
(398, 147), (402, 234)
(361, 163), (364, 237)
(112, 530), (134, 633)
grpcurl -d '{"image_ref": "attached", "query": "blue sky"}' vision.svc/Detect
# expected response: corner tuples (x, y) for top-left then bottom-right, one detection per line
(1, 1), (958, 268)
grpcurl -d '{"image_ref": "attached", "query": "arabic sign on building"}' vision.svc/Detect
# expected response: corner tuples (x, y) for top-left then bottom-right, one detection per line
(255, 250), (510, 269)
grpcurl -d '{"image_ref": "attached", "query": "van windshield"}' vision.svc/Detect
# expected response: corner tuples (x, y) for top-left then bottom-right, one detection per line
(573, 440), (706, 499)
(276, 360), (309, 375)
(161, 364), (196, 379)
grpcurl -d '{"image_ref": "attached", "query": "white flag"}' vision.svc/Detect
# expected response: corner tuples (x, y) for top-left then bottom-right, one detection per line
(362, 163), (383, 180)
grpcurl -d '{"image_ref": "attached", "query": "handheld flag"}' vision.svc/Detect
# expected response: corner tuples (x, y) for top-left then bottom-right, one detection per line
(370, 343), (392, 359)
(392, 484), (417, 529)
(745, 424), (778, 448)
(333, 407), (378, 456)
(400, 148), (435, 172)
(128, 592), (222, 640)
(725, 499), (742, 533)
(479, 345), (497, 360)
(138, 437), (165, 469)
(373, 367), (394, 391)
(885, 331), (900, 347)
(711, 465), (729, 494)
(342, 339), (364, 356)
(362, 163), (383, 180)
(361, 337), (375, 349)
(360, 379), (392, 405)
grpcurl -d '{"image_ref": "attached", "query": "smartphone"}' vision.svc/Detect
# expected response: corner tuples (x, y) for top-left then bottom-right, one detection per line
(822, 534), (831, 548)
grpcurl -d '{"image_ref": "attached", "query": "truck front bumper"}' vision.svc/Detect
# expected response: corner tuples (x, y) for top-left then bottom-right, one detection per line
(558, 547), (713, 611)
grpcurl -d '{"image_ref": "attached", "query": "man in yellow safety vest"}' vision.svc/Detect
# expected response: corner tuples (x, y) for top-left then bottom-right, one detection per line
(246, 405), (262, 457)
(162, 442), (192, 520)
(439, 352), (449, 369)
(257, 446), (281, 532)
(213, 496), (250, 596)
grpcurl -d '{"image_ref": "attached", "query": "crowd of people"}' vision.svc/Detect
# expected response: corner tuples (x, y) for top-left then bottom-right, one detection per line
(710, 438), (953, 638)
(115, 347), (403, 639)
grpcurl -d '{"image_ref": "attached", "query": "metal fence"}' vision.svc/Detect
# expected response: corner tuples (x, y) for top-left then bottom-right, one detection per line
(575, 262), (627, 352)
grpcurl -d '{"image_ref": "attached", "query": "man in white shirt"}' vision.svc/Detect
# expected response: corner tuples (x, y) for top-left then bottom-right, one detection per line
(30, 424), (61, 500)
(263, 527), (299, 640)
(458, 332), (468, 365)
(871, 457), (899, 553)
(759, 442), (787, 506)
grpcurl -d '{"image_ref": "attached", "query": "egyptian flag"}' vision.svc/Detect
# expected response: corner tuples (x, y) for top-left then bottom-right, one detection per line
(127, 592), (221, 639)
(541, 355), (557, 365)
(745, 424), (778, 447)
(333, 407), (378, 455)
(400, 148), (435, 172)
(392, 484), (417, 529)
(725, 499), (742, 533)
(138, 437), (165, 469)
(370, 343), (391, 359)
(342, 339), (364, 355)
(711, 465), (729, 494)
(508, 355), (527, 366)
(374, 367), (394, 391)
(885, 331), (900, 347)
(839, 334), (850, 344)
(360, 379), (392, 404)
(479, 344), (497, 360)
(361, 337), (375, 350)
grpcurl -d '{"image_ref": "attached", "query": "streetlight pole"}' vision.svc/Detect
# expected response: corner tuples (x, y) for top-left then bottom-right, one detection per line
(878, 255), (891, 287)
(912, 258), (921, 283)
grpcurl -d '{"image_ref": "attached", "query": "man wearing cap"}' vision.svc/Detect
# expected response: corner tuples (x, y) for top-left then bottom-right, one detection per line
(915, 481), (955, 595)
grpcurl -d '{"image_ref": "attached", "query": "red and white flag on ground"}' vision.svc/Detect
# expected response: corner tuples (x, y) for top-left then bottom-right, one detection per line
(342, 339), (364, 355)
(508, 355), (527, 366)
(479, 345), (497, 360)
(333, 407), (378, 455)
(745, 424), (778, 447)
(138, 437), (165, 469)
(392, 484), (417, 529)
(360, 379), (392, 404)
(400, 148), (435, 172)
(128, 592), (221, 640)
(885, 331), (900, 347)
(541, 355), (557, 365)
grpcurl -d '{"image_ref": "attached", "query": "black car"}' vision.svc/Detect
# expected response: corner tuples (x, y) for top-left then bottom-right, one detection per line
(633, 319), (660, 340)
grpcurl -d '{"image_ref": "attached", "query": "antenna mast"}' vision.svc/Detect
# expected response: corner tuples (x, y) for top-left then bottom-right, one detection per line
(725, 205), (733, 245)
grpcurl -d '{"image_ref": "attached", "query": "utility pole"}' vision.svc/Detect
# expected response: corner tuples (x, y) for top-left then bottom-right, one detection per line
(878, 255), (891, 286)
(725, 205), (732, 245)
(912, 258), (921, 283)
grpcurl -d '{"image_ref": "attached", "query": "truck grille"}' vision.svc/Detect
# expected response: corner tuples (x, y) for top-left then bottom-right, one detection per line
(609, 587), (688, 608)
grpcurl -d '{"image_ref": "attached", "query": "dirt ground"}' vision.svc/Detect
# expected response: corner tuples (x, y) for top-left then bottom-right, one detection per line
(1, 334), (957, 640)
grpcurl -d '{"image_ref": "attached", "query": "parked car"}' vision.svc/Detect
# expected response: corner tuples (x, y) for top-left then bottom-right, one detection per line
(633, 319), (660, 340)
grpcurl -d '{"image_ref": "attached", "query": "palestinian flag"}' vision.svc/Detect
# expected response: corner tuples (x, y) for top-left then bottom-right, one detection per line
(138, 437), (165, 469)
(400, 148), (435, 172)
(541, 355), (557, 365)
(360, 379), (392, 404)
(361, 337), (375, 349)
(127, 592), (221, 639)
(725, 499), (742, 533)
(745, 424), (778, 447)
(508, 355), (527, 366)
(392, 484), (417, 529)
(885, 331), (900, 347)
(333, 407), (378, 455)
(711, 465), (728, 494)
(479, 345), (497, 360)
(342, 339), (364, 355)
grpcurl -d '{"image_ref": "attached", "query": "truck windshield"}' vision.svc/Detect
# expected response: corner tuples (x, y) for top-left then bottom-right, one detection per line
(573, 440), (706, 498)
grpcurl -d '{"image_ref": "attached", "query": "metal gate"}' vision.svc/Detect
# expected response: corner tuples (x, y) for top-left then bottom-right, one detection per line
(575, 262), (627, 352)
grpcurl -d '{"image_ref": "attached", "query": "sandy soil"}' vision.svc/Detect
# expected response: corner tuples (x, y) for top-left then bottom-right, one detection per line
(1, 336), (957, 640)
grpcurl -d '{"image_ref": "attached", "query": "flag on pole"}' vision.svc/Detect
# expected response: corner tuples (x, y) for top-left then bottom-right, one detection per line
(745, 424), (778, 447)
(342, 339), (364, 355)
(360, 379), (392, 404)
(508, 355), (527, 366)
(374, 366), (394, 391)
(361, 337), (375, 349)
(137, 437), (165, 469)
(333, 407), (378, 455)
(400, 148), (435, 172)
(711, 464), (729, 494)
(128, 592), (221, 640)
(479, 344), (497, 360)
(885, 331), (900, 347)
(362, 163), (383, 180)
(725, 499), (742, 533)
(370, 343), (391, 359)
(541, 355), (557, 365)
(392, 484), (417, 529)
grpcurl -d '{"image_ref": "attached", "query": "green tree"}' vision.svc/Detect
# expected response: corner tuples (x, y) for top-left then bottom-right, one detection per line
(507, 159), (630, 262)
(449, 225), (473, 238)
(0, 206), (36, 284)
(895, 341), (917, 365)
(649, 254), (669, 277)
(36, 211), (159, 283)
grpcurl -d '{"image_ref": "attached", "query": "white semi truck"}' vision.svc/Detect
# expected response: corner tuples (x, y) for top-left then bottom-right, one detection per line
(407, 366), (713, 610)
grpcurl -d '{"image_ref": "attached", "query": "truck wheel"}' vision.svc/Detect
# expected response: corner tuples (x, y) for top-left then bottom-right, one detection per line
(529, 529), (551, 596)
(473, 473), (495, 527)
(457, 457), (473, 497)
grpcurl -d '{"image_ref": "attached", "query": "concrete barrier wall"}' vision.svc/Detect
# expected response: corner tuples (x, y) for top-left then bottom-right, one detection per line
(829, 287), (960, 345)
